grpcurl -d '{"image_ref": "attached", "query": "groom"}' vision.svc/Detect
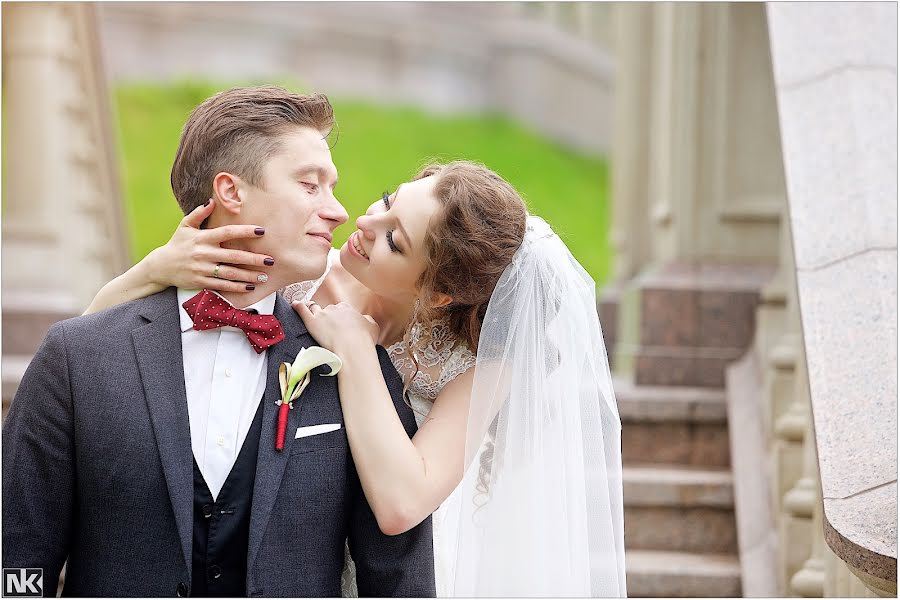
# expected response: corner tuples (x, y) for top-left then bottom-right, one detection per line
(2, 87), (435, 597)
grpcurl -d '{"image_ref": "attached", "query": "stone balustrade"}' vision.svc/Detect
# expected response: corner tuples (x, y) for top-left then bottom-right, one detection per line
(764, 3), (897, 596)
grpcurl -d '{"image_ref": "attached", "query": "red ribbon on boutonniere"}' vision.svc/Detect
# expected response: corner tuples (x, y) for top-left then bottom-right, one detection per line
(276, 347), (343, 451)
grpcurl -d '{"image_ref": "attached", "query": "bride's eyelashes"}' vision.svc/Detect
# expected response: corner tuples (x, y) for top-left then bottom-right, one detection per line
(382, 191), (402, 254)
(386, 230), (400, 253)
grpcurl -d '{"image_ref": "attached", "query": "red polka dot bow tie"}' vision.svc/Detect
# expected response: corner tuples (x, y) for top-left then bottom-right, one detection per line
(182, 289), (285, 353)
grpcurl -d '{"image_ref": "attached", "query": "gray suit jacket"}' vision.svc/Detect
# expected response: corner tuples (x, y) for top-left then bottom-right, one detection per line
(2, 288), (435, 597)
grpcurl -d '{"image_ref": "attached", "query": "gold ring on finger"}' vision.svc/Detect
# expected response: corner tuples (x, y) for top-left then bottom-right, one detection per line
(213, 264), (222, 278)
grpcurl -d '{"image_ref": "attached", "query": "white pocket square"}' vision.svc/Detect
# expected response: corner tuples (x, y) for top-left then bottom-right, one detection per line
(295, 423), (342, 439)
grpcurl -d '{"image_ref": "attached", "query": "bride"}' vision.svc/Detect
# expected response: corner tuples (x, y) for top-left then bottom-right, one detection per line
(87, 160), (626, 597)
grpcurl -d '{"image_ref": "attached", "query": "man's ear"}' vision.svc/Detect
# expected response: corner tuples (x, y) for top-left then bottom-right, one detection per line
(212, 172), (244, 216)
(432, 292), (453, 309)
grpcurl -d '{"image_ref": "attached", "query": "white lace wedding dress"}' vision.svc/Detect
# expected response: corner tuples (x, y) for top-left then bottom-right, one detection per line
(282, 249), (475, 597)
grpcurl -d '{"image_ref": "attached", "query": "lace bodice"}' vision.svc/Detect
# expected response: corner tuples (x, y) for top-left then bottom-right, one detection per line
(384, 319), (476, 404)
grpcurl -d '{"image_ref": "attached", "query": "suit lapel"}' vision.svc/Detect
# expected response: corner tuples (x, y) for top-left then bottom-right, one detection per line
(131, 288), (194, 575)
(247, 296), (310, 573)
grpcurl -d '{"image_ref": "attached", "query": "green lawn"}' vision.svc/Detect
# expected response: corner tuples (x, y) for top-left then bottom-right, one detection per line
(114, 81), (613, 286)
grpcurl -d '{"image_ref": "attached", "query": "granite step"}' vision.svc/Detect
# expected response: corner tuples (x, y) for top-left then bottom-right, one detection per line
(624, 463), (733, 507)
(625, 549), (742, 597)
(623, 464), (737, 553)
(633, 261), (774, 388)
(614, 377), (731, 467)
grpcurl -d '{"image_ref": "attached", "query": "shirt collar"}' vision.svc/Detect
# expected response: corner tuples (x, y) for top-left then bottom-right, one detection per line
(177, 288), (278, 333)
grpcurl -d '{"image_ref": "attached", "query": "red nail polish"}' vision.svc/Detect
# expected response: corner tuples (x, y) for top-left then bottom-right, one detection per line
(246, 284), (255, 291)
(204, 199), (211, 207)
(264, 258), (275, 266)
(255, 228), (265, 236)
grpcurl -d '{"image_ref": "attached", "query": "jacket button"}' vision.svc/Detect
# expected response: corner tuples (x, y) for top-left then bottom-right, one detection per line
(209, 564), (222, 579)
(202, 503), (213, 518)
(176, 582), (188, 597)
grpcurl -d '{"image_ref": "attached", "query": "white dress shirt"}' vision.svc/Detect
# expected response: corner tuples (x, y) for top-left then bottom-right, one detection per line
(177, 288), (277, 499)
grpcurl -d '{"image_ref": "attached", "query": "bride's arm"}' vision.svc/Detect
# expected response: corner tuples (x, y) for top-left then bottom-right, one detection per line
(84, 201), (274, 314)
(295, 301), (474, 536)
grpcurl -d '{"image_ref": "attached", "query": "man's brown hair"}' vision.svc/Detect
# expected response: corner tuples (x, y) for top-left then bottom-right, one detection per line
(170, 86), (334, 214)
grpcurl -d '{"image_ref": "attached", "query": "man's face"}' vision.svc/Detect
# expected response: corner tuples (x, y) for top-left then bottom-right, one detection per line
(232, 126), (348, 285)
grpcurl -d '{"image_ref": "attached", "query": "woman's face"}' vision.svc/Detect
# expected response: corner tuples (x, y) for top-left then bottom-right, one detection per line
(339, 175), (441, 300)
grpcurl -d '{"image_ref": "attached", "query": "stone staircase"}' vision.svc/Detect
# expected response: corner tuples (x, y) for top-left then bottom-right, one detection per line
(617, 376), (742, 597)
(605, 261), (776, 597)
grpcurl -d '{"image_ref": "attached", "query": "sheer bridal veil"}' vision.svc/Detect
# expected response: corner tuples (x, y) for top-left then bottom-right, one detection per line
(440, 215), (627, 597)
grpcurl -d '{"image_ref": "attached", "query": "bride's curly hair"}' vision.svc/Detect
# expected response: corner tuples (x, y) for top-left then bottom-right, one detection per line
(398, 161), (529, 401)
(397, 161), (529, 515)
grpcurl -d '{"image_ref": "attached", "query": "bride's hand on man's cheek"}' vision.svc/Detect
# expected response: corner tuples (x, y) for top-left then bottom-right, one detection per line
(293, 301), (380, 352)
(145, 199), (276, 293)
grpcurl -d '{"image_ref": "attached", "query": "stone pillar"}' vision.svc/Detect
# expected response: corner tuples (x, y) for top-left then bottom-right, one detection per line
(645, 2), (784, 265)
(601, 3), (654, 373)
(608, 3), (653, 285)
(573, 2), (592, 40)
(643, 2), (700, 261)
(607, 3), (782, 389)
(2, 2), (128, 409)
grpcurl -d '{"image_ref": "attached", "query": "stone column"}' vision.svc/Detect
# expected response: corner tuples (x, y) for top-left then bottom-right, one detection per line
(2, 2), (128, 410)
(644, 2), (701, 262)
(574, 2), (592, 40)
(608, 3), (653, 285)
(644, 2), (784, 265)
(601, 3), (654, 373)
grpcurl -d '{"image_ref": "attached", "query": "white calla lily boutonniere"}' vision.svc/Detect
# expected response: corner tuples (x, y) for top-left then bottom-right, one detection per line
(275, 347), (342, 451)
